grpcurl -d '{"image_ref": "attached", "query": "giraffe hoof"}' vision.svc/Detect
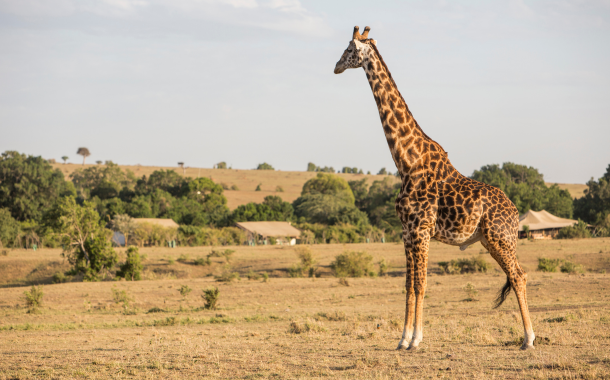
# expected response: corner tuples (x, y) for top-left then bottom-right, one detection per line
(520, 344), (534, 351)
(407, 344), (420, 351)
(396, 344), (408, 350)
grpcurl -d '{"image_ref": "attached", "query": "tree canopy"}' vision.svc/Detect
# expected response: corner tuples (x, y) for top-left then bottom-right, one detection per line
(574, 164), (610, 229)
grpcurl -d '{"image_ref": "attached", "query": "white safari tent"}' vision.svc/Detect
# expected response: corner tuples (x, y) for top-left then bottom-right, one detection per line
(235, 221), (301, 246)
(518, 210), (578, 239)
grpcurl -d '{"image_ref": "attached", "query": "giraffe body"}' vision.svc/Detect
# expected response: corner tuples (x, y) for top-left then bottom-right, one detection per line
(334, 27), (535, 351)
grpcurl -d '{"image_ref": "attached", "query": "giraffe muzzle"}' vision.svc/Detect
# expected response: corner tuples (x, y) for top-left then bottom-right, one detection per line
(334, 61), (346, 74)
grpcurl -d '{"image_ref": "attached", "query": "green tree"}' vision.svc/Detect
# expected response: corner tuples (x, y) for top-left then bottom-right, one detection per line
(256, 162), (275, 170)
(471, 162), (573, 218)
(43, 197), (117, 280)
(135, 169), (184, 197)
(574, 164), (610, 229)
(301, 172), (355, 204)
(70, 162), (136, 200)
(116, 246), (142, 280)
(307, 162), (317, 172)
(0, 151), (74, 222)
(77, 147), (90, 166)
(229, 196), (294, 223)
(215, 162), (227, 169)
(348, 179), (369, 210)
(61, 156), (69, 164)
(0, 208), (20, 248)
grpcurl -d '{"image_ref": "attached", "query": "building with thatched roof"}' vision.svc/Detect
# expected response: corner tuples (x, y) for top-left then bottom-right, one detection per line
(235, 221), (301, 246)
(518, 210), (578, 239)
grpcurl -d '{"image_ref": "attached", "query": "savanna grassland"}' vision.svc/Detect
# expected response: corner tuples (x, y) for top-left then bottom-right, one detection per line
(2, 239), (610, 379)
(50, 163), (586, 210)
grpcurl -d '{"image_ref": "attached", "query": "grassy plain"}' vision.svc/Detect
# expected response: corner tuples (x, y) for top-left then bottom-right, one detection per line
(1, 239), (610, 379)
(51, 163), (586, 210)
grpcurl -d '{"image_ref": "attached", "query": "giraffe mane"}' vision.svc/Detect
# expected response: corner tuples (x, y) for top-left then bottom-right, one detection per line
(365, 40), (447, 155)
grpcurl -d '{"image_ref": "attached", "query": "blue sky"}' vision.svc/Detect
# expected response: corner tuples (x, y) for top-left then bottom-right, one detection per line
(1, 0), (609, 183)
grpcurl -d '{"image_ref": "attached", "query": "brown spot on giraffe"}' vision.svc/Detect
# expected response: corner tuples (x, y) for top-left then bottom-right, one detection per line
(334, 26), (535, 351)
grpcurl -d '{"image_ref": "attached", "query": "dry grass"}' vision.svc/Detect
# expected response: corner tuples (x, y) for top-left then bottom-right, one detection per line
(51, 163), (399, 209)
(1, 239), (610, 378)
(545, 182), (588, 199)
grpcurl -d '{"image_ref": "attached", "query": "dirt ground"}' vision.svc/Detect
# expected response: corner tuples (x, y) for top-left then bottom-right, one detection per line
(1, 239), (610, 379)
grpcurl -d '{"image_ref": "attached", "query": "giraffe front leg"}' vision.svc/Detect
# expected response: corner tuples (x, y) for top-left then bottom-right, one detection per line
(397, 244), (415, 350)
(407, 229), (430, 350)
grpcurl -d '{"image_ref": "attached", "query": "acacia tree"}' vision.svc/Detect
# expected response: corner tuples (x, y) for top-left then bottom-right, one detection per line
(178, 162), (185, 175)
(61, 156), (69, 164)
(77, 147), (91, 166)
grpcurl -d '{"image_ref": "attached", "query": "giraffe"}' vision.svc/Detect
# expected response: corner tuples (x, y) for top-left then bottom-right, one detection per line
(334, 26), (535, 351)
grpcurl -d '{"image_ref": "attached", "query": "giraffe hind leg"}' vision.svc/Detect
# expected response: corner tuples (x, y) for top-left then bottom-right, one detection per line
(482, 234), (535, 350)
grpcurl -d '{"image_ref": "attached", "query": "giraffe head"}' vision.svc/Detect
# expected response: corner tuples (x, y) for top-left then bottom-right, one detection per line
(334, 26), (375, 74)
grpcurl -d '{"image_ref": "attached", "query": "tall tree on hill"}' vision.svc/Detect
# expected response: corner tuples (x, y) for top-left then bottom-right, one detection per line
(574, 164), (610, 231)
(77, 147), (90, 166)
(178, 162), (185, 175)
(61, 156), (69, 164)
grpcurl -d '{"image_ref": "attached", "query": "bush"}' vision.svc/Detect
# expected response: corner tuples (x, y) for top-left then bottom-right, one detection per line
(314, 311), (347, 321)
(194, 256), (211, 266)
(247, 271), (260, 280)
(538, 257), (561, 272)
(208, 249), (234, 263)
(276, 186), (284, 192)
(256, 163), (274, 171)
(177, 254), (189, 263)
(178, 285), (192, 299)
(330, 251), (374, 278)
(463, 282), (478, 301)
(289, 246), (318, 278)
(338, 278), (350, 286)
(288, 319), (326, 334)
(111, 287), (132, 306)
(52, 272), (72, 284)
(23, 285), (43, 311)
(378, 258), (388, 276)
(215, 270), (240, 282)
(560, 260), (585, 274)
(438, 257), (490, 274)
(116, 246), (142, 281)
(202, 287), (220, 310)
(556, 220), (592, 239)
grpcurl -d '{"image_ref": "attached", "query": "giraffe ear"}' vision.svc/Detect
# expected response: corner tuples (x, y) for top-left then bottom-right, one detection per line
(369, 39), (377, 46)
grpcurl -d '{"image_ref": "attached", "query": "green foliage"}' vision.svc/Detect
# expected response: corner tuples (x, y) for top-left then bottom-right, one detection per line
(538, 257), (561, 272)
(438, 257), (490, 274)
(215, 162), (227, 169)
(52, 272), (71, 284)
(111, 287), (132, 306)
(0, 208), (20, 248)
(194, 256), (211, 266)
(330, 251), (374, 277)
(70, 162), (136, 200)
(293, 174), (367, 226)
(177, 226), (245, 246)
(289, 246), (318, 277)
(574, 164), (610, 231)
(295, 222), (387, 244)
(208, 249), (234, 263)
(556, 220), (591, 239)
(341, 167), (361, 174)
(23, 285), (44, 311)
(229, 195), (294, 224)
(378, 258), (388, 276)
(255, 183), (262, 191)
(377, 168), (388, 175)
(307, 163), (334, 173)
(116, 246), (143, 281)
(560, 260), (585, 274)
(0, 151), (74, 222)
(202, 287), (220, 309)
(256, 163), (274, 171)
(215, 269), (240, 282)
(44, 197), (117, 280)
(276, 186), (284, 192)
(471, 162), (573, 218)
(178, 285), (192, 299)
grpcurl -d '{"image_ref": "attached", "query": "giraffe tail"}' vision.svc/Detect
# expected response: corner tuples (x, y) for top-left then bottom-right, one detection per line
(493, 277), (512, 309)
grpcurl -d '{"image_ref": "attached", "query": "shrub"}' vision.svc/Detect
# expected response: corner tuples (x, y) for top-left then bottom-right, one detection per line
(338, 278), (350, 286)
(378, 258), (388, 276)
(330, 251), (374, 277)
(230, 184), (239, 191)
(438, 257), (490, 274)
(288, 319), (326, 334)
(276, 186), (284, 192)
(556, 220), (591, 239)
(247, 271), (260, 280)
(261, 272), (269, 282)
(52, 272), (72, 284)
(194, 256), (211, 266)
(463, 282), (478, 301)
(147, 307), (166, 313)
(538, 258), (561, 272)
(178, 285), (192, 299)
(209, 249), (234, 263)
(215, 270), (240, 282)
(111, 287), (132, 306)
(314, 311), (347, 321)
(23, 285), (44, 311)
(1, 249), (8, 256)
(560, 260), (585, 274)
(256, 163), (274, 171)
(177, 254), (189, 263)
(289, 246), (318, 278)
(116, 246), (142, 281)
(255, 184), (262, 191)
(202, 287), (220, 310)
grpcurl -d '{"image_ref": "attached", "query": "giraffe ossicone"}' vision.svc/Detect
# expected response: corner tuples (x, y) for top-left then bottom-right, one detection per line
(334, 26), (535, 351)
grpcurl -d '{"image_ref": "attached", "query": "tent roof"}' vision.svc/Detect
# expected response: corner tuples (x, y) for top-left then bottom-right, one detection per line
(518, 210), (577, 231)
(134, 218), (179, 228)
(235, 221), (301, 237)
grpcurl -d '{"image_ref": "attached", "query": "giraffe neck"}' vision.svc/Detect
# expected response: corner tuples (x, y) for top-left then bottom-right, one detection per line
(360, 41), (445, 177)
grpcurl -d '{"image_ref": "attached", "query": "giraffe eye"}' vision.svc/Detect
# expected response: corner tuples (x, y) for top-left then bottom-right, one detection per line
(347, 49), (353, 53)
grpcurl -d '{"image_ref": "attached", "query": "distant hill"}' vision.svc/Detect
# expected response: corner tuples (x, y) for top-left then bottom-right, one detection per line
(51, 163), (586, 210)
